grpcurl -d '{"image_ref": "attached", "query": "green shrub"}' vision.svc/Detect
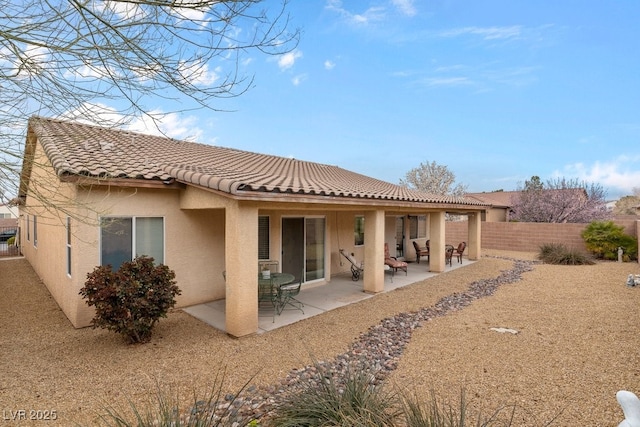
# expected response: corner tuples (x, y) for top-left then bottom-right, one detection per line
(268, 363), (400, 426)
(79, 256), (181, 344)
(267, 363), (531, 427)
(581, 221), (638, 261)
(7, 236), (15, 245)
(538, 243), (594, 265)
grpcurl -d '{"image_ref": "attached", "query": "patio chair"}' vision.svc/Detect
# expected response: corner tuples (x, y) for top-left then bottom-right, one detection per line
(453, 242), (466, 264)
(277, 270), (304, 315)
(445, 244), (454, 267)
(258, 276), (279, 322)
(412, 240), (429, 263)
(339, 249), (364, 281)
(384, 243), (407, 276)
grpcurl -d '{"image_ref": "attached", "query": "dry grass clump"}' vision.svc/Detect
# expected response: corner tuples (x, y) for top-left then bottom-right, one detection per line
(537, 243), (594, 265)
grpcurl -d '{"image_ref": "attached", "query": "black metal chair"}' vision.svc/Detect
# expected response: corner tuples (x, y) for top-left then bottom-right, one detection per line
(258, 276), (279, 322)
(276, 270), (304, 315)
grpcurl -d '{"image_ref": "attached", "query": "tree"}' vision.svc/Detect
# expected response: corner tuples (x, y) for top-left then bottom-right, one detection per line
(510, 176), (611, 223)
(523, 175), (543, 191)
(614, 187), (640, 216)
(1, 0), (299, 212)
(400, 161), (468, 197)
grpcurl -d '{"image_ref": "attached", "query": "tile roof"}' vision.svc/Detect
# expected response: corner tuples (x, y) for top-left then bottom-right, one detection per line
(28, 117), (487, 206)
(466, 191), (518, 207)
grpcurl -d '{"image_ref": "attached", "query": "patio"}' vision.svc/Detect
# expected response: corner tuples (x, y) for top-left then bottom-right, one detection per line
(183, 258), (475, 334)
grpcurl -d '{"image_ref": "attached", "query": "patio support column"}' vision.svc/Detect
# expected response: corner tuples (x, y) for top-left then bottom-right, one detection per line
(225, 202), (259, 337)
(363, 209), (384, 294)
(468, 212), (481, 260)
(429, 211), (446, 272)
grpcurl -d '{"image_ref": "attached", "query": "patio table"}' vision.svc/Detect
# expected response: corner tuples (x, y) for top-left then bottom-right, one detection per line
(258, 272), (295, 287)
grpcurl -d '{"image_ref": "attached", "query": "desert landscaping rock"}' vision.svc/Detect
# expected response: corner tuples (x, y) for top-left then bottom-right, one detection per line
(1, 251), (639, 426)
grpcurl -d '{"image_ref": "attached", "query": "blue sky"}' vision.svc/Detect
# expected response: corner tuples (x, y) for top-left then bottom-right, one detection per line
(130, 0), (640, 200)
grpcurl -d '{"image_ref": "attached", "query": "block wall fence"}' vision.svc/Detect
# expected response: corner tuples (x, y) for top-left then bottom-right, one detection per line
(445, 219), (640, 258)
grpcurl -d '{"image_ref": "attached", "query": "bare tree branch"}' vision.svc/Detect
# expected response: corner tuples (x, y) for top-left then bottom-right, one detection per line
(0, 0), (299, 213)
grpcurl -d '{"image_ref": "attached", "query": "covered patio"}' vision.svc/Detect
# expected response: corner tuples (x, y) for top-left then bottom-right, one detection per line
(184, 257), (475, 334)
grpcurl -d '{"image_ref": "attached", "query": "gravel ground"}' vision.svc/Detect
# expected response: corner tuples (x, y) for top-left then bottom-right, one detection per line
(1, 251), (639, 426)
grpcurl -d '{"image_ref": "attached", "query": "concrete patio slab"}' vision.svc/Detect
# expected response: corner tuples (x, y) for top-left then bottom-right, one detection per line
(183, 258), (474, 334)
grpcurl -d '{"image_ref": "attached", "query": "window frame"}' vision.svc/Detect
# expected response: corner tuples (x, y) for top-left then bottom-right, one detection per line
(33, 215), (37, 247)
(66, 217), (72, 277)
(99, 216), (165, 268)
(258, 215), (270, 260)
(409, 215), (427, 239)
(354, 215), (365, 246)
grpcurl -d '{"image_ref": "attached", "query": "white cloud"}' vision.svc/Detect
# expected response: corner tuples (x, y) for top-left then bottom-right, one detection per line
(177, 60), (220, 86)
(325, 0), (385, 25)
(278, 50), (303, 71)
(557, 156), (640, 196)
(60, 104), (204, 142)
(421, 76), (472, 87)
(391, 0), (417, 17)
(128, 111), (204, 141)
(438, 26), (523, 41)
(291, 74), (307, 86)
(324, 60), (336, 70)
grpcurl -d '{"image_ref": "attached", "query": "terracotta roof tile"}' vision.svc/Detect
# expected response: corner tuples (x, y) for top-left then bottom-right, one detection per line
(466, 191), (518, 207)
(28, 117), (486, 206)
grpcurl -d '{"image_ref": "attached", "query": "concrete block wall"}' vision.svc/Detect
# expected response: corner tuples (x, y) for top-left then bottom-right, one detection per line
(446, 219), (639, 254)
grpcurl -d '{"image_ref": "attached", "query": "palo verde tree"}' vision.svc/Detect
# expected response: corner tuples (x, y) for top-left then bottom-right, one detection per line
(510, 176), (611, 223)
(400, 160), (468, 197)
(1, 0), (299, 218)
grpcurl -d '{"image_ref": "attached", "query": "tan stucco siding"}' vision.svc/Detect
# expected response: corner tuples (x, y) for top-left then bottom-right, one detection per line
(71, 186), (226, 327)
(20, 141), (81, 326)
(485, 207), (508, 222)
(22, 142), (227, 327)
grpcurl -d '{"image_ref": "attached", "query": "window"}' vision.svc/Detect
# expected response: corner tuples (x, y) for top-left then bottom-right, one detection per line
(26, 215), (30, 242)
(354, 216), (364, 246)
(409, 215), (427, 239)
(66, 217), (72, 276)
(33, 215), (37, 247)
(258, 216), (270, 260)
(101, 217), (164, 269)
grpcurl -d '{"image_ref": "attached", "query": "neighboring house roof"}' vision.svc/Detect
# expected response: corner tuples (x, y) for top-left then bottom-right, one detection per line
(23, 117), (487, 207)
(0, 218), (18, 228)
(466, 191), (518, 208)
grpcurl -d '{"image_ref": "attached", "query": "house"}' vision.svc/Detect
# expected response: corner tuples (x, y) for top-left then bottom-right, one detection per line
(0, 202), (19, 219)
(17, 117), (487, 337)
(466, 191), (517, 222)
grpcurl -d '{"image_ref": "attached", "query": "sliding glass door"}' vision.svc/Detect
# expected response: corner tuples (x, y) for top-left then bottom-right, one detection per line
(282, 217), (325, 283)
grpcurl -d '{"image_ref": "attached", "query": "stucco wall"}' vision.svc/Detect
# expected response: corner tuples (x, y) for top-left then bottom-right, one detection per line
(22, 141), (229, 327)
(20, 141), (80, 326)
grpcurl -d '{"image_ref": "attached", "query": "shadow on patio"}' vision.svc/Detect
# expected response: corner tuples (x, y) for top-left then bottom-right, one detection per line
(183, 258), (475, 334)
